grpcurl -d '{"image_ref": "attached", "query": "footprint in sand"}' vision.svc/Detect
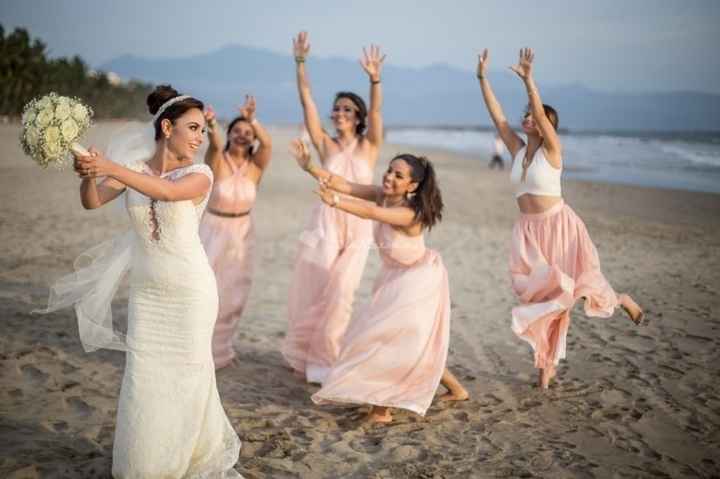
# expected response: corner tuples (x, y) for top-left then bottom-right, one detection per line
(66, 396), (93, 417)
(20, 364), (49, 386)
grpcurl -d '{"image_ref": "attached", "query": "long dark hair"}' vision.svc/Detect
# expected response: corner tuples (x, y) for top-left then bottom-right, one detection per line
(224, 116), (255, 154)
(334, 91), (367, 135)
(147, 84), (204, 141)
(393, 153), (443, 230)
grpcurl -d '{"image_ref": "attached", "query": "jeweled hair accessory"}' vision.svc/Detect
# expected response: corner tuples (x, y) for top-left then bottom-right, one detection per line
(152, 95), (191, 124)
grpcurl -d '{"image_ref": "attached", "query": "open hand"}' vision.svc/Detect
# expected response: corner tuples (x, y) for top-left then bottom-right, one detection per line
(509, 48), (534, 80)
(239, 95), (256, 122)
(477, 49), (489, 78)
(360, 45), (386, 81)
(290, 138), (312, 171)
(293, 32), (310, 60)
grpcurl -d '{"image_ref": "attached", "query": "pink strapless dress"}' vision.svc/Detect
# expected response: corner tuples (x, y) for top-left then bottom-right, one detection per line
(283, 140), (374, 383)
(199, 155), (257, 369)
(312, 223), (451, 416)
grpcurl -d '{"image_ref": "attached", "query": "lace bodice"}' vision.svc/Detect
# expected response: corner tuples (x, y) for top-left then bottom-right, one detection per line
(125, 161), (213, 254)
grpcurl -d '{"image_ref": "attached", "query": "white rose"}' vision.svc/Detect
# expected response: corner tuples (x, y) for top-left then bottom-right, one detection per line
(22, 108), (37, 126)
(36, 96), (52, 110)
(25, 127), (40, 148)
(35, 107), (54, 127)
(60, 118), (79, 141)
(55, 102), (71, 121)
(43, 141), (62, 159)
(72, 104), (89, 123)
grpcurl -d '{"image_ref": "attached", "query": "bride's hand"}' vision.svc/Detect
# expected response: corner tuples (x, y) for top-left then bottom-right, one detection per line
(75, 148), (115, 178)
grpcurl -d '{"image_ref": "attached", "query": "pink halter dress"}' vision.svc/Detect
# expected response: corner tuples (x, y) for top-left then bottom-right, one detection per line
(283, 139), (374, 383)
(199, 154), (257, 369)
(312, 222), (451, 416)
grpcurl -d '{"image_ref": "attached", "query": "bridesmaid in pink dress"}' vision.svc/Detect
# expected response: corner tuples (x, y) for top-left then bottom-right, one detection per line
(283, 32), (387, 383)
(200, 96), (272, 369)
(476, 48), (646, 388)
(291, 140), (468, 423)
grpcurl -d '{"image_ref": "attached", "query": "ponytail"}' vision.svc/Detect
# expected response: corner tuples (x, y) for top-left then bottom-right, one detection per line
(393, 154), (443, 230)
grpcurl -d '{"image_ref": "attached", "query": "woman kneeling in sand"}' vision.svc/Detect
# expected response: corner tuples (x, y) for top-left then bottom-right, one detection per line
(476, 48), (646, 389)
(290, 139), (468, 423)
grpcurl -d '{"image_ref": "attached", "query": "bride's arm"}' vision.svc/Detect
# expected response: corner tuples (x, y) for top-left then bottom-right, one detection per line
(74, 156), (126, 209)
(76, 150), (211, 203)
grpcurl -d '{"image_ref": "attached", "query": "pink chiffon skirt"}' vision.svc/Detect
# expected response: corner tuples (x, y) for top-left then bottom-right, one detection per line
(510, 200), (618, 369)
(312, 250), (450, 416)
(283, 203), (372, 383)
(199, 212), (255, 369)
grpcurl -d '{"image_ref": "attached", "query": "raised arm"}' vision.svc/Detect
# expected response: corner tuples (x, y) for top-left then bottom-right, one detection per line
(293, 32), (331, 155)
(203, 105), (225, 172)
(240, 95), (272, 173)
(477, 49), (524, 157)
(315, 184), (416, 228)
(510, 48), (561, 163)
(290, 138), (379, 201)
(76, 150), (211, 203)
(360, 45), (386, 154)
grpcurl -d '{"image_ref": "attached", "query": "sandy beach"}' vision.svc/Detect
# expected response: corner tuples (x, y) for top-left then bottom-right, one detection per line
(1, 121), (719, 478)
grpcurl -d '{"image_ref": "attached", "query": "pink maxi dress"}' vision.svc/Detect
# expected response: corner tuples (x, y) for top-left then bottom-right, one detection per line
(284, 139), (374, 383)
(312, 222), (451, 416)
(199, 155), (257, 369)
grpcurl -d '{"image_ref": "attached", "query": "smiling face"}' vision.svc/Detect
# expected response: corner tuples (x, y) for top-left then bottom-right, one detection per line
(382, 158), (418, 198)
(521, 112), (540, 136)
(227, 119), (255, 152)
(163, 108), (205, 159)
(331, 97), (360, 134)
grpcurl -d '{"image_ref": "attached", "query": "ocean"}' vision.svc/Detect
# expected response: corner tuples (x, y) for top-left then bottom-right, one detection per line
(386, 128), (720, 194)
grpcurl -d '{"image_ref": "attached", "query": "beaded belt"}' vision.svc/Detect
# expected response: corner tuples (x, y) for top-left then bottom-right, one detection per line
(207, 207), (251, 218)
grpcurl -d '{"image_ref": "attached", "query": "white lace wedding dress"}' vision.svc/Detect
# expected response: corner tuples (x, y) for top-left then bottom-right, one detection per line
(111, 161), (241, 478)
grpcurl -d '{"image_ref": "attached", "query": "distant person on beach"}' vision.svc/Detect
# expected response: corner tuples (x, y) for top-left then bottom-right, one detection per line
(283, 31), (386, 384)
(200, 95), (272, 369)
(476, 48), (646, 389)
(41, 85), (241, 476)
(290, 139), (468, 423)
(489, 134), (505, 169)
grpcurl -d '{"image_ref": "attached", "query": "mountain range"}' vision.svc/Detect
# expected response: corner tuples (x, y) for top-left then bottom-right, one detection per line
(99, 45), (720, 131)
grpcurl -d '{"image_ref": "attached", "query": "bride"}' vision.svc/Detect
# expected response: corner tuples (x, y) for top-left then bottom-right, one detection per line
(43, 85), (242, 477)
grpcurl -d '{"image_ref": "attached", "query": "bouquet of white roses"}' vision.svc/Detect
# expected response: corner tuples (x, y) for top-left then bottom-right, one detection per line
(20, 92), (94, 169)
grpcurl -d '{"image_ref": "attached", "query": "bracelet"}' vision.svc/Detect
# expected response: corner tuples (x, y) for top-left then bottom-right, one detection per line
(303, 163), (315, 174)
(476, 74), (485, 80)
(295, 56), (305, 63)
(331, 193), (340, 207)
(370, 78), (381, 85)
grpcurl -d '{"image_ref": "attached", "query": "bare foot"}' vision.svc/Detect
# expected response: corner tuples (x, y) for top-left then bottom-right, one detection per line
(439, 368), (469, 401)
(619, 293), (647, 326)
(538, 365), (556, 389)
(439, 387), (469, 402)
(367, 406), (393, 424)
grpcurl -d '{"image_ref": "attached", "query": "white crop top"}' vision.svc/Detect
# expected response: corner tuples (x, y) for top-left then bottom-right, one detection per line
(510, 146), (562, 198)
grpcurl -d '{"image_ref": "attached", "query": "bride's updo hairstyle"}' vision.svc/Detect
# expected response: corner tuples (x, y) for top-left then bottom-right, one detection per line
(147, 84), (204, 140)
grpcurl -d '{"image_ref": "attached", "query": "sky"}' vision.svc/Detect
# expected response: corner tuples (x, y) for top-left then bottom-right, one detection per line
(2, 0), (719, 94)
